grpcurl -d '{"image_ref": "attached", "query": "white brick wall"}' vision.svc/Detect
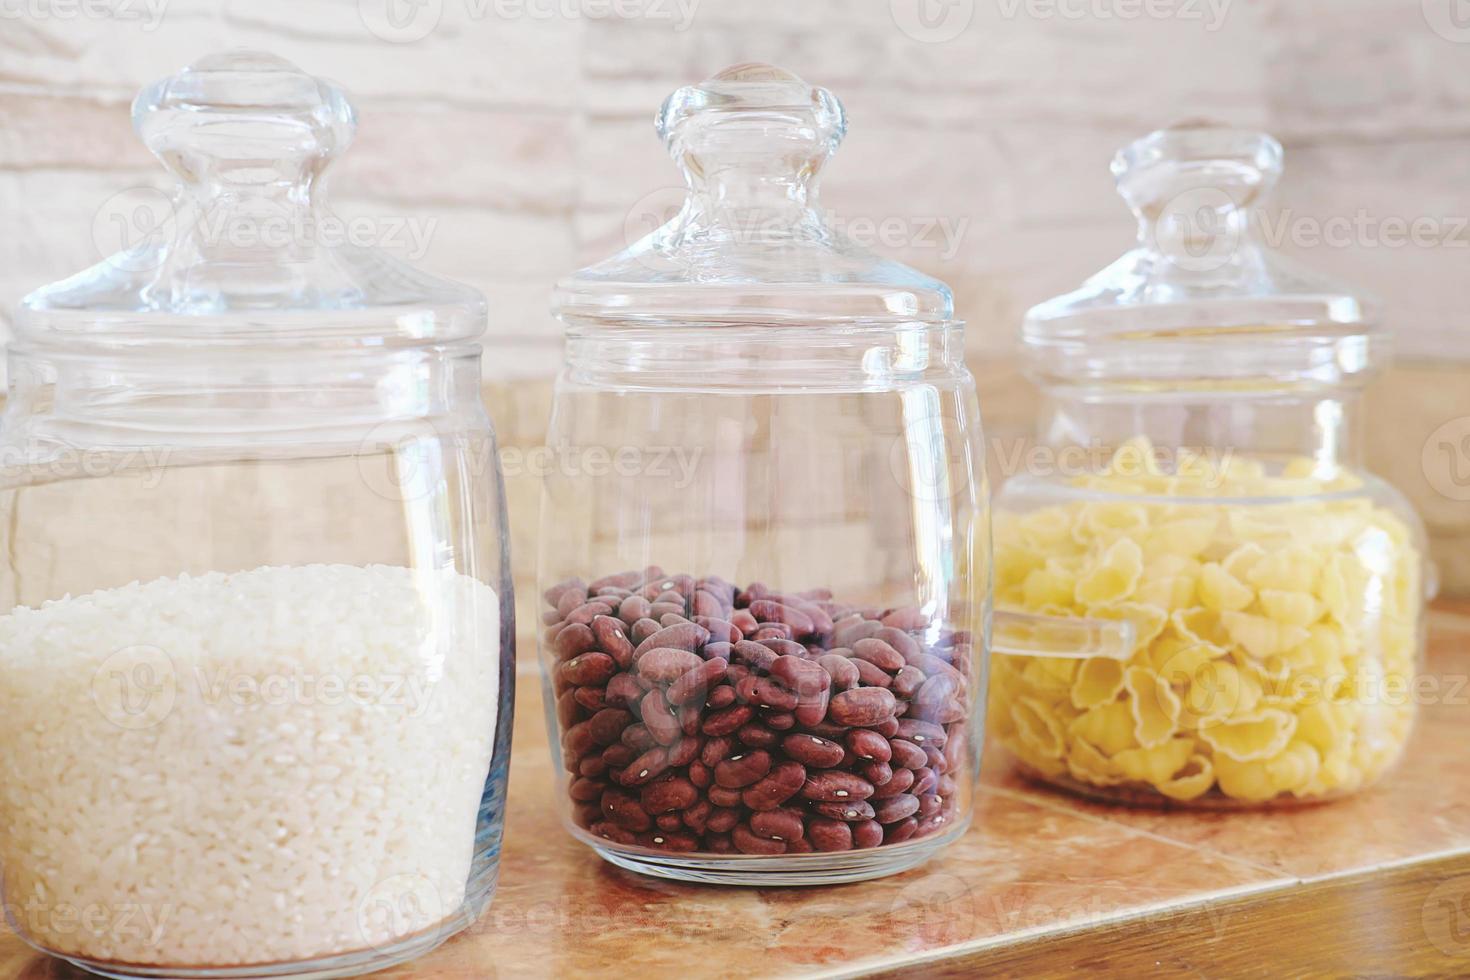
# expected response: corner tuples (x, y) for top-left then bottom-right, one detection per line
(2, 0), (1466, 364)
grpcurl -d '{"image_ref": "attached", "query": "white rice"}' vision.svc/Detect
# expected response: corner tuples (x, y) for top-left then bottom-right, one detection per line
(0, 563), (500, 969)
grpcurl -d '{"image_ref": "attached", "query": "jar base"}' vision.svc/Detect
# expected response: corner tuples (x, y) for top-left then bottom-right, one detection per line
(39, 906), (480, 980)
(1012, 760), (1356, 810)
(580, 818), (969, 886)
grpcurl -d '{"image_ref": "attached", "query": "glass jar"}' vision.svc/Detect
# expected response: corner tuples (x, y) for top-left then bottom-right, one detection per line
(0, 52), (513, 977)
(989, 124), (1431, 807)
(536, 63), (993, 885)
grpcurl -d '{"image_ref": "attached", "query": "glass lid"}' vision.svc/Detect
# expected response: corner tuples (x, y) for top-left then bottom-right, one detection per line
(16, 50), (485, 351)
(1022, 123), (1383, 389)
(552, 63), (953, 327)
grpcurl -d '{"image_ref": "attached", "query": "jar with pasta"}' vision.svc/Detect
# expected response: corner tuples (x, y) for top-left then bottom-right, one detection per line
(988, 124), (1432, 807)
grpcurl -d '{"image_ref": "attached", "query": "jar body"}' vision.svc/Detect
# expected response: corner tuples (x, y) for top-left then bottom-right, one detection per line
(0, 348), (514, 978)
(989, 389), (1428, 807)
(537, 324), (988, 884)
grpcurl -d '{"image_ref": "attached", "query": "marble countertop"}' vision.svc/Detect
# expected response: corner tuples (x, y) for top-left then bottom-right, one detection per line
(4, 601), (1469, 979)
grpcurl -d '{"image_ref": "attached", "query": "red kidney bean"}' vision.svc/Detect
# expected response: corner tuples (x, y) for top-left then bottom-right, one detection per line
(707, 785), (743, 808)
(944, 728), (967, 772)
(706, 685), (737, 709)
(545, 577), (587, 607)
(688, 761), (712, 789)
(812, 800), (876, 822)
(770, 655), (829, 696)
(760, 638), (809, 659)
(554, 622), (598, 660)
(889, 738), (927, 770)
(923, 744), (947, 773)
(892, 666), (926, 700)
(567, 601), (614, 626)
(555, 588), (588, 620)
(590, 821), (638, 845)
(917, 794), (943, 819)
(873, 794), (920, 824)
(579, 755), (608, 777)
(619, 748), (670, 786)
(732, 823), (787, 855)
(897, 719), (946, 747)
(832, 618), (881, 648)
(668, 658), (728, 704)
(700, 735), (735, 766)
(556, 690), (582, 729)
(782, 733), (845, 768)
(569, 777), (605, 803)
(731, 640), (778, 672)
(870, 767), (916, 800)
(652, 604), (687, 622)
(642, 776), (699, 813)
(601, 788), (652, 832)
(846, 729), (892, 763)
(793, 689), (830, 728)
(750, 598), (814, 631)
(637, 648), (703, 683)
(871, 717), (901, 738)
(706, 806), (741, 833)
(915, 814), (949, 837)
(632, 622), (709, 660)
(861, 760), (894, 787)
(590, 570), (642, 592)
(816, 654), (860, 691)
(852, 819), (885, 849)
(562, 721), (597, 759)
(618, 595), (653, 624)
(702, 641), (733, 662)
(828, 687), (898, 727)
(850, 659), (892, 689)
(588, 708), (633, 745)
(884, 817), (919, 844)
(911, 767), (939, 797)
(750, 808), (805, 842)
(807, 817), (854, 851)
(714, 750), (772, 788)
(850, 638), (905, 673)
(706, 832), (735, 854)
(736, 721), (779, 750)
(678, 703), (703, 736)
(695, 616), (741, 644)
(690, 590), (723, 619)
(639, 690), (682, 746)
(667, 736), (702, 767)
(602, 743), (635, 768)
(730, 609), (759, 634)
(591, 615), (635, 668)
(787, 838), (815, 854)
(742, 761), (807, 811)
(802, 770), (875, 803)
(573, 686), (607, 713)
(559, 651), (616, 687)
(682, 798), (712, 833)
(700, 703), (753, 737)
(643, 830), (700, 851)
(654, 812), (685, 833)
(603, 672), (644, 709)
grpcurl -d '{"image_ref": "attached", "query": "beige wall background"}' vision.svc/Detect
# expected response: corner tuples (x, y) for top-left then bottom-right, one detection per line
(1, 0), (1467, 593)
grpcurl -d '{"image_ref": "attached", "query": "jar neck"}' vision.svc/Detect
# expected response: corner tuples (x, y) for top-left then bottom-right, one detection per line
(3, 345), (487, 454)
(1036, 385), (1365, 474)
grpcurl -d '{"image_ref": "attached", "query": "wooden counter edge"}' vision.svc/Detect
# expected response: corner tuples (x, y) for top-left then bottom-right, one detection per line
(842, 849), (1470, 978)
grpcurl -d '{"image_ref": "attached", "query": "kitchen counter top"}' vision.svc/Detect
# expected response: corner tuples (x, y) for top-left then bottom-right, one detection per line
(5, 600), (1469, 979)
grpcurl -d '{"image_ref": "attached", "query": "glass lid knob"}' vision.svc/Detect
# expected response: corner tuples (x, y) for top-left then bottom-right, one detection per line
(18, 49), (484, 348)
